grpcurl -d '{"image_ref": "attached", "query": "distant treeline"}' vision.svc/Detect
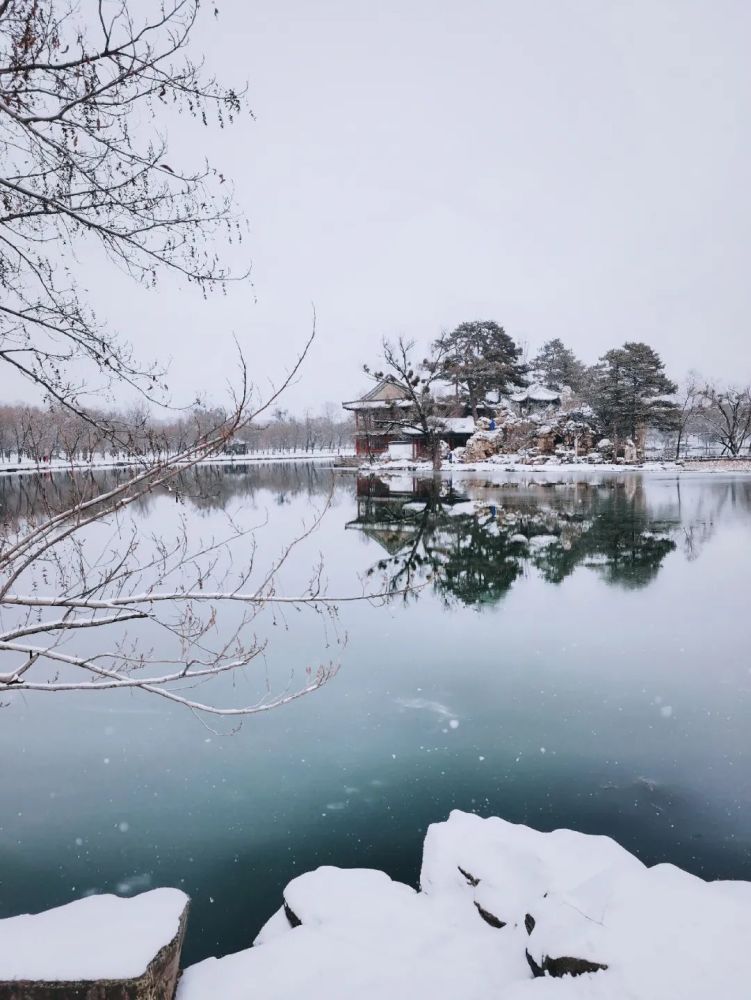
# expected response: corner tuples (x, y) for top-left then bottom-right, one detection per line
(0, 403), (355, 464)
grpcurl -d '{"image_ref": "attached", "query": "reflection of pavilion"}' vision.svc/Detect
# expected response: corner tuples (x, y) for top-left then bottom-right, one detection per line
(345, 476), (464, 555)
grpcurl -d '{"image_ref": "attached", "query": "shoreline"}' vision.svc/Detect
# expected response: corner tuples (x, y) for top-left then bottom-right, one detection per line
(2, 452), (750, 481)
(351, 457), (751, 477)
(0, 450), (351, 479)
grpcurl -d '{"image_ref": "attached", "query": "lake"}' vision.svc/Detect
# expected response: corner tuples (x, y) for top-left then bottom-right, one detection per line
(1, 462), (750, 966)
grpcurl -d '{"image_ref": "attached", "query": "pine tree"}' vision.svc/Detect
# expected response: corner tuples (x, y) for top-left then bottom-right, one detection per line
(427, 321), (526, 418)
(532, 339), (586, 393)
(590, 342), (678, 455)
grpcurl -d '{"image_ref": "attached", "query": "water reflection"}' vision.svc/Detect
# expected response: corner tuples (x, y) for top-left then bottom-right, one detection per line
(349, 472), (748, 604)
(2, 463), (751, 968)
(0, 460), (334, 529)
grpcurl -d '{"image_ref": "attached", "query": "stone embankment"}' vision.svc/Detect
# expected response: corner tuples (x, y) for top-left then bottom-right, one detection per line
(0, 890), (188, 1000)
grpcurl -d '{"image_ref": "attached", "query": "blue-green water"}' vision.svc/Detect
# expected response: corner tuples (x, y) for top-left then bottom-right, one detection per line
(1, 464), (750, 965)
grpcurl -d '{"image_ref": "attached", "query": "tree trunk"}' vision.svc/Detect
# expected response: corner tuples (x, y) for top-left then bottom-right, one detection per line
(432, 438), (442, 472)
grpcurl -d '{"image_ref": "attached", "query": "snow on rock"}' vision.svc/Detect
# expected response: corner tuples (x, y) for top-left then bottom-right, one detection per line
(420, 811), (643, 931)
(462, 429), (505, 463)
(178, 812), (751, 1000)
(527, 862), (751, 992)
(0, 888), (188, 983)
(180, 864), (529, 1000)
(282, 866), (417, 931)
(444, 501), (478, 517)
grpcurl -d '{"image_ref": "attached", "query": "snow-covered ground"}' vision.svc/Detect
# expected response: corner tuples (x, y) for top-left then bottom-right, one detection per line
(0, 449), (353, 479)
(177, 811), (751, 1000)
(360, 456), (751, 476)
(0, 888), (187, 982)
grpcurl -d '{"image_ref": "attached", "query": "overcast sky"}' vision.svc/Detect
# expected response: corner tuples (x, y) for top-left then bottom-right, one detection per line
(12, 0), (751, 414)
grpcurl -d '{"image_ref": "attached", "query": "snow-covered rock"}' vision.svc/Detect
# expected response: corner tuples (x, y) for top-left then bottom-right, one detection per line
(462, 429), (505, 463)
(177, 811), (751, 999)
(0, 888), (188, 997)
(527, 861), (751, 992)
(420, 811), (642, 933)
(180, 864), (529, 1000)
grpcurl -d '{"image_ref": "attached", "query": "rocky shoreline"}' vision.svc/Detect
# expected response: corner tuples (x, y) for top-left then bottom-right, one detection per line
(4, 813), (751, 999)
(356, 456), (751, 476)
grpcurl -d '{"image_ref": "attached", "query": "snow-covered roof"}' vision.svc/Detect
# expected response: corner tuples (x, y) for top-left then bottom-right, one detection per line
(396, 417), (475, 436)
(509, 382), (561, 404)
(343, 379), (412, 410)
(342, 398), (413, 411)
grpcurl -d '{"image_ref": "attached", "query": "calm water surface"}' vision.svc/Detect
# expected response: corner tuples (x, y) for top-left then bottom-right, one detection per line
(1, 463), (750, 964)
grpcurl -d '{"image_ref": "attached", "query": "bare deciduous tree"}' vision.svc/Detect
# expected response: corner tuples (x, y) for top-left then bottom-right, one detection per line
(0, 0), (247, 412)
(698, 384), (751, 457)
(0, 344), (372, 718)
(673, 373), (702, 460)
(0, 2), (377, 719)
(364, 336), (450, 471)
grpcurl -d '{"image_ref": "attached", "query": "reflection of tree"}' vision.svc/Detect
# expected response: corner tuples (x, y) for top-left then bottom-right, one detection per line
(0, 462), (336, 532)
(529, 484), (677, 589)
(350, 478), (474, 601)
(352, 477), (688, 606)
(431, 511), (525, 605)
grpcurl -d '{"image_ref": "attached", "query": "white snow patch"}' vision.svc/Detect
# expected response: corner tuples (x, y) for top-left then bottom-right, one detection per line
(0, 888), (187, 982)
(527, 534), (559, 549)
(445, 501), (478, 517)
(180, 865), (528, 1000)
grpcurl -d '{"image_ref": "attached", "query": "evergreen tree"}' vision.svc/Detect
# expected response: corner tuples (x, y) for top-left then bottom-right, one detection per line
(427, 321), (526, 418)
(590, 342), (677, 455)
(532, 338), (586, 392)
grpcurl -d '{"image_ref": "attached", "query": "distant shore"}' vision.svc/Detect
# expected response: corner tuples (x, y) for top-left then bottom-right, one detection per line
(353, 457), (751, 476)
(2, 451), (750, 480)
(0, 449), (353, 479)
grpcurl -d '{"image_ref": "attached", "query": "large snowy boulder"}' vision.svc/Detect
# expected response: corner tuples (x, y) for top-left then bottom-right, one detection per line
(268, 866), (418, 934)
(462, 430), (505, 463)
(420, 811), (643, 933)
(178, 812), (751, 1000)
(0, 888), (188, 1000)
(180, 864), (529, 1000)
(526, 861), (751, 991)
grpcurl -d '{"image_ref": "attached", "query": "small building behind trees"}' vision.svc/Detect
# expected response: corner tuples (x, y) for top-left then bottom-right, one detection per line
(343, 380), (417, 458)
(223, 439), (248, 456)
(508, 383), (562, 415)
(343, 381), (475, 460)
